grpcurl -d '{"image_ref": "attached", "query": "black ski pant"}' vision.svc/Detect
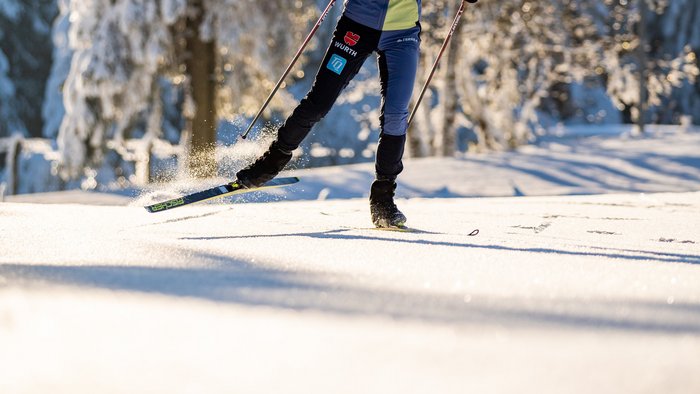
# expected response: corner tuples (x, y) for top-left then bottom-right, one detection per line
(276, 15), (421, 179)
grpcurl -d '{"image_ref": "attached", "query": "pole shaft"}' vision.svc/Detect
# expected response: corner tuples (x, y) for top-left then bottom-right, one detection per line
(241, 0), (337, 139)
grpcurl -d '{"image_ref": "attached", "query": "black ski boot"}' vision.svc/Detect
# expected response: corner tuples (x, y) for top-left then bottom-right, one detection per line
(369, 178), (407, 228)
(236, 140), (293, 188)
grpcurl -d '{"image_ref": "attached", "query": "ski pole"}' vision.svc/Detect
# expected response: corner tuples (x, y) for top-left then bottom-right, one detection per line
(241, 0), (338, 140)
(407, 0), (477, 128)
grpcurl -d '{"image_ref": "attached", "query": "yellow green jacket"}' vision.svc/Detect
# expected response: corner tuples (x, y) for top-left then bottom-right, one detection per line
(343, 0), (421, 31)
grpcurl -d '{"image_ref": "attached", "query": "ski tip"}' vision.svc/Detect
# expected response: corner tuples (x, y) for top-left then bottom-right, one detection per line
(144, 205), (162, 213)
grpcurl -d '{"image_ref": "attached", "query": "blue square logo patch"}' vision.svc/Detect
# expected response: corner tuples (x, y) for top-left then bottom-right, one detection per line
(326, 54), (347, 75)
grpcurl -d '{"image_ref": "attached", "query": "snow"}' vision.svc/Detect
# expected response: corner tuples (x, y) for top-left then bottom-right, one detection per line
(133, 127), (700, 204)
(1, 193), (699, 393)
(2, 131), (700, 393)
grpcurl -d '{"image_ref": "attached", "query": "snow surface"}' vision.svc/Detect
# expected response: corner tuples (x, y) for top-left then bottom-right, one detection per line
(1, 131), (700, 393)
(1, 193), (699, 393)
(131, 128), (700, 205)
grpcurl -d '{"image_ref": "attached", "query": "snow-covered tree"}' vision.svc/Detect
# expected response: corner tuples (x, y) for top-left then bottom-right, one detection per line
(56, 0), (315, 179)
(0, 48), (22, 138)
(0, 0), (57, 138)
(637, 0), (700, 125)
(41, 0), (700, 184)
(411, 0), (588, 153)
(42, 0), (72, 140)
(409, 0), (699, 156)
(590, 0), (699, 130)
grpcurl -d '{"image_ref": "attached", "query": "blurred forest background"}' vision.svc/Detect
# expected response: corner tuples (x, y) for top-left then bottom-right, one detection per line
(0, 0), (698, 195)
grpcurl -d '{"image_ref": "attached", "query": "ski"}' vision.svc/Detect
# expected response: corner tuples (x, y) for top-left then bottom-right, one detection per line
(144, 176), (300, 213)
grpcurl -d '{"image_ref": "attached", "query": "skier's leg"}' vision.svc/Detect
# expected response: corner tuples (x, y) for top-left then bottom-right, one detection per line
(276, 16), (381, 151)
(370, 25), (420, 227)
(237, 15), (380, 187)
(374, 26), (420, 179)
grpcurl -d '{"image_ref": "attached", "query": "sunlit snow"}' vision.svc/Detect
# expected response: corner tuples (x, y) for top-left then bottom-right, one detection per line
(2, 130), (699, 394)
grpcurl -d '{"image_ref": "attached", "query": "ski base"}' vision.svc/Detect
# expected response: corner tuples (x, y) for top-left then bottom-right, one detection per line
(145, 176), (300, 213)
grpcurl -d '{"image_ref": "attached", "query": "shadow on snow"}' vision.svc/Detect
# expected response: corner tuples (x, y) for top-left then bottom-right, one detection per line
(2, 228), (699, 335)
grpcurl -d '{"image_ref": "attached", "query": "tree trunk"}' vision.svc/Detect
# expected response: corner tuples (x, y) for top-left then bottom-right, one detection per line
(439, 2), (464, 157)
(185, 0), (217, 177)
(635, 0), (648, 134)
(407, 87), (424, 158)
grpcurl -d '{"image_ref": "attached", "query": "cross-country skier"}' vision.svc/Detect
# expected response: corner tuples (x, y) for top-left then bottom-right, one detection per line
(236, 0), (423, 228)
